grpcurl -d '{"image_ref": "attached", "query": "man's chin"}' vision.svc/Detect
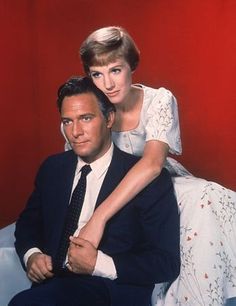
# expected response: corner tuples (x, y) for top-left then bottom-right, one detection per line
(72, 148), (88, 157)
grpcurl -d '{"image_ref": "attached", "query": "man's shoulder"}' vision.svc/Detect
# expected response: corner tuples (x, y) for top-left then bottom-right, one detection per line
(152, 167), (172, 185)
(110, 145), (141, 174)
(113, 146), (172, 182)
(145, 167), (173, 196)
(39, 150), (76, 171)
(45, 149), (75, 161)
(113, 145), (140, 164)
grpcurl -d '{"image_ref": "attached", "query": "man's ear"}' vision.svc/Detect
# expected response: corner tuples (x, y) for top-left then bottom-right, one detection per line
(106, 111), (115, 128)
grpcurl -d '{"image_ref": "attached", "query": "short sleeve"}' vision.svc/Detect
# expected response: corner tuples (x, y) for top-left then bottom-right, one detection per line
(144, 87), (182, 155)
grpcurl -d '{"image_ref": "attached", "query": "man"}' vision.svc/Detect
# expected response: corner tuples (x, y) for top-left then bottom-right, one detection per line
(9, 76), (180, 306)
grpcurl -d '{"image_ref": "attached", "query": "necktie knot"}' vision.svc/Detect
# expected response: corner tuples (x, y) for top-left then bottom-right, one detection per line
(80, 164), (91, 177)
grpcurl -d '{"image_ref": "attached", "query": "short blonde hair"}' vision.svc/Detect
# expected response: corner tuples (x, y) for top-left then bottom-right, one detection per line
(80, 26), (140, 74)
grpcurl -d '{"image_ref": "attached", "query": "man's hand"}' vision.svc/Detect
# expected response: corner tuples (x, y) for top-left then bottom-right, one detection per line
(27, 252), (54, 283)
(67, 236), (97, 275)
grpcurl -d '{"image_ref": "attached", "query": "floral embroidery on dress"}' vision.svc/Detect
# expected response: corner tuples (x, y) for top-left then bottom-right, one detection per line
(152, 178), (236, 306)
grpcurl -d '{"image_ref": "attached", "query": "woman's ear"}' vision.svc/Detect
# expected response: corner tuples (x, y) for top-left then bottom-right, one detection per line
(106, 111), (115, 128)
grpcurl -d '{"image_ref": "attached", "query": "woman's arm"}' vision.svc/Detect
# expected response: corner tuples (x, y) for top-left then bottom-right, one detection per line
(79, 140), (169, 247)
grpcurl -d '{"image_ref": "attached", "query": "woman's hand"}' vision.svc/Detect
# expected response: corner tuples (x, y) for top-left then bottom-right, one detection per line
(79, 215), (106, 248)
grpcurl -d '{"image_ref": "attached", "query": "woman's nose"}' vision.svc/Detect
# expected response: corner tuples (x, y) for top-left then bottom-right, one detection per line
(103, 75), (115, 90)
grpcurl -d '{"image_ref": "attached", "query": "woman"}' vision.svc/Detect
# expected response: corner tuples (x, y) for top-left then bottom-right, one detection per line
(63, 26), (236, 305)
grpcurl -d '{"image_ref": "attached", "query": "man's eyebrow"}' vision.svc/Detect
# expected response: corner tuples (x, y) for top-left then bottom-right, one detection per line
(61, 113), (95, 120)
(77, 113), (96, 119)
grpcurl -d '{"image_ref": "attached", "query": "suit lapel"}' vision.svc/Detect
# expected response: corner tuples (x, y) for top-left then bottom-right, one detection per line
(95, 146), (127, 207)
(60, 151), (78, 206)
(52, 151), (78, 255)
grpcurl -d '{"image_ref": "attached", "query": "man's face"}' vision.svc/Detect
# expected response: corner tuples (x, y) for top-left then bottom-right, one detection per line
(61, 93), (114, 163)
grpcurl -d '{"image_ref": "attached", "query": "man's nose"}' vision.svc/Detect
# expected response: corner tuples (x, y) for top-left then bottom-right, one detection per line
(72, 122), (83, 137)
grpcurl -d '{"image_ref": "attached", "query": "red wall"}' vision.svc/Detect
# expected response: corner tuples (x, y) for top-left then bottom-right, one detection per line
(1, 0), (235, 227)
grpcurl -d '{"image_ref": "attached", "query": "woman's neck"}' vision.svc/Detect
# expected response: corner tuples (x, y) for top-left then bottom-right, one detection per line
(112, 86), (143, 132)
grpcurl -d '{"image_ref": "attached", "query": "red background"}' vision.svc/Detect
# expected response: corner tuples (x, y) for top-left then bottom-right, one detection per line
(1, 0), (235, 227)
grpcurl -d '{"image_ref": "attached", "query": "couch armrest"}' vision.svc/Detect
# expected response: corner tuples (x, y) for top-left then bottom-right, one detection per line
(0, 223), (31, 306)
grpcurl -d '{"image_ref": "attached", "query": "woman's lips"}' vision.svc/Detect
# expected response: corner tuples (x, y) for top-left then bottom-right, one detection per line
(106, 90), (119, 97)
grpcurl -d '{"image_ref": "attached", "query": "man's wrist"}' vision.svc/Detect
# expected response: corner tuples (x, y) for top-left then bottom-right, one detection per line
(24, 248), (42, 267)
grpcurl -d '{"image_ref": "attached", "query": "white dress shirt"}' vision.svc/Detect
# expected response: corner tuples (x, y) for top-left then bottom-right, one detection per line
(24, 143), (117, 280)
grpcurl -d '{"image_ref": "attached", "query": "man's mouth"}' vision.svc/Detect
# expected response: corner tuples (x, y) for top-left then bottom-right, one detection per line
(72, 141), (89, 146)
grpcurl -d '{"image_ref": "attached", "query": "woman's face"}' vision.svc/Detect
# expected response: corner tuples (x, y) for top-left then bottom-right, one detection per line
(89, 58), (133, 105)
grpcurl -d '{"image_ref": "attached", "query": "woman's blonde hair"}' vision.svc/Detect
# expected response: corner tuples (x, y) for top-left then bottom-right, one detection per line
(80, 26), (140, 74)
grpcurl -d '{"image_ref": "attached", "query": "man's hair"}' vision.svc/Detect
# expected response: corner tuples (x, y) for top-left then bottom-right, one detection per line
(80, 26), (140, 74)
(57, 76), (116, 119)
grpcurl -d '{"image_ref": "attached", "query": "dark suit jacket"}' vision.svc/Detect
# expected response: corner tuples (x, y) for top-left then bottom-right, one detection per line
(15, 145), (180, 305)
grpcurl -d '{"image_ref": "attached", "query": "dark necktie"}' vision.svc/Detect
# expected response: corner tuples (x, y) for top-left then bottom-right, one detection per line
(53, 164), (92, 271)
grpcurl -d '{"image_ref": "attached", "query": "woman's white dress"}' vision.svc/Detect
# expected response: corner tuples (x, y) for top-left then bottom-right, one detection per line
(112, 85), (236, 306)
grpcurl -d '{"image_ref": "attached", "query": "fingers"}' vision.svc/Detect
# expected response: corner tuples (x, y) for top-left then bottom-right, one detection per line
(45, 254), (53, 272)
(28, 269), (45, 283)
(27, 253), (54, 283)
(67, 236), (97, 275)
(27, 262), (47, 283)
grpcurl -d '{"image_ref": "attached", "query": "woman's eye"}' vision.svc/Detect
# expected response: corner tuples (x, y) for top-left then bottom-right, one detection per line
(112, 68), (121, 74)
(90, 72), (101, 78)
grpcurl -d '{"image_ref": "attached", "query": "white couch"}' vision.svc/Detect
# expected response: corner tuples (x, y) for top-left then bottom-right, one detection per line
(0, 224), (31, 306)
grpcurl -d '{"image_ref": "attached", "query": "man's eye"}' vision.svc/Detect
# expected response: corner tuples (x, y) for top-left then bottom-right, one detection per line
(62, 120), (71, 126)
(90, 72), (101, 78)
(82, 116), (92, 122)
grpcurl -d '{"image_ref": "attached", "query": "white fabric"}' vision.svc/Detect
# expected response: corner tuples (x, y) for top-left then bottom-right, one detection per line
(112, 85), (182, 157)
(112, 85), (236, 305)
(152, 176), (236, 305)
(0, 224), (31, 306)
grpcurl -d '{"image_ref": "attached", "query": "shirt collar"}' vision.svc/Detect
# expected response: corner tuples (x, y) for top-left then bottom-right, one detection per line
(76, 143), (114, 179)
